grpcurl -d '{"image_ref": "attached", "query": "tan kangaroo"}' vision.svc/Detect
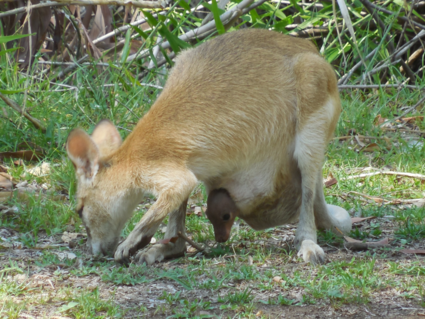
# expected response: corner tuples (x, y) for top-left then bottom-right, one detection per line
(66, 29), (352, 265)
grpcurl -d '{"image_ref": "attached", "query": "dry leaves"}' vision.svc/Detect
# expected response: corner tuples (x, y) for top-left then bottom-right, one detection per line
(324, 177), (338, 188)
(0, 150), (44, 161)
(26, 162), (51, 177)
(0, 172), (13, 190)
(61, 232), (84, 243)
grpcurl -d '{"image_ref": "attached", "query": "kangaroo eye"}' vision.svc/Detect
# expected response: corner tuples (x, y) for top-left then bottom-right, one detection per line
(77, 206), (84, 218)
(223, 213), (230, 221)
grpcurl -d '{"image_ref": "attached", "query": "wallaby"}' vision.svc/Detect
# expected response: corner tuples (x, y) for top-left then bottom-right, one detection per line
(66, 28), (352, 265)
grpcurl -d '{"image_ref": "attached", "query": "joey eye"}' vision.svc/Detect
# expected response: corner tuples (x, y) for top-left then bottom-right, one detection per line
(223, 213), (230, 221)
(77, 206), (84, 218)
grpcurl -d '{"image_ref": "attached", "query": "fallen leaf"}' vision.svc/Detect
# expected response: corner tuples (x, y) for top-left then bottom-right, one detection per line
(361, 143), (380, 152)
(351, 216), (376, 224)
(400, 249), (425, 255)
(61, 232), (83, 243)
(26, 162), (51, 177)
(157, 236), (179, 245)
(0, 205), (19, 215)
(401, 116), (424, 124)
(0, 150), (44, 161)
(324, 177), (337, 188)
(0, 173), (13, 190)
(54, 251), (77, 261)
(57, 301), (79, 313)
(0, 191), (12, 203)
(373, 114), (387, 126)
(194, 206), (202, 216)
(273, 276), (283, 283)
(354, 135), (365, 147)
(0, 165), (7, 173)
(13, 159), (24, 166)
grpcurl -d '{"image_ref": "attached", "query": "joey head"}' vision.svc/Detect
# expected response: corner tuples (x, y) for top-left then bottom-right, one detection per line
(205, 188), (240, 242)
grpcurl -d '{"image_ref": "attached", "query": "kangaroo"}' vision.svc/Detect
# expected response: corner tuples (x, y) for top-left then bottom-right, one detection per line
(66, 28), (352, 265)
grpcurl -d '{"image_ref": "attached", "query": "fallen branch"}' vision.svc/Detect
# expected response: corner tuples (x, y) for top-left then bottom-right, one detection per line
(380, 94), (425, 127)
(367, 1), (425, 31)
(177, 231), (210, 254)
(0, 93), (46, 133)
(337, 48), (378, 85)
(333, 135), (387, 141)
(338, 84), (419, 90)
(0, 0), (162, 19)
(126, 0), (255, 62)
(343, 171), (425, 181)
(344, 237), (389, 251)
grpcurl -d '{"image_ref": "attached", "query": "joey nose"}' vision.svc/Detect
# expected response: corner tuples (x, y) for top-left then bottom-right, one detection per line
(215, 231), (230, 243)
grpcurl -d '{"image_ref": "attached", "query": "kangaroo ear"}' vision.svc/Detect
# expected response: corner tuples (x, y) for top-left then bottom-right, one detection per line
(91, 120), (122, 158)
(67, 128), (100, 180)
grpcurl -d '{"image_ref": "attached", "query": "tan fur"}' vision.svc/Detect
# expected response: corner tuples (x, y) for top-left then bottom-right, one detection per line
(67, 29), (351, 264)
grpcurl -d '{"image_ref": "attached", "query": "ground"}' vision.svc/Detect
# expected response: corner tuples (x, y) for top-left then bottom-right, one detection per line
(1, 191), (424, 318)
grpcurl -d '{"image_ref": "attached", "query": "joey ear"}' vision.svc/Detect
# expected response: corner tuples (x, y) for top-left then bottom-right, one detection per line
(91, 120), (122, 158)
(66, 128), (100, 180)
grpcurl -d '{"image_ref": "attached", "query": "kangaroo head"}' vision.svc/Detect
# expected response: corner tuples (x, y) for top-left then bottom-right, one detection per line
(67, 120), (138, 256)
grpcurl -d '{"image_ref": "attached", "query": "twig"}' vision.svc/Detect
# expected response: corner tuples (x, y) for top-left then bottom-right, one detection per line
(380, 94), (425, 127)
(241, 0), (268, 13)
(338, 48), (378, 85)
(342, 171), (425, 181)
(0, 93), (46, 133)
(177, 231), (209, 253)
(37, 60), (117, 67)
(393, 29), (425, 60)
(366, 1), (425, 31)
(333, 135), (387, 140)
(338, 84), (419, 89)
(358, 0), (395, 54)
(0, 0), (162, 18)
(50, 54), (88, 81)
(361, 59), (402, 80)
(381, 127), (425, 134)
(399, 60), (417, 83)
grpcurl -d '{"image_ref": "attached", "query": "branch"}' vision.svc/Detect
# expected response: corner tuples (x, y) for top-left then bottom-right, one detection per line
(342, 171), (425, 181)
(338, 84), (419, 90)
(177, 231), (209, 253)
(0, 93), (46, 133)
(338, 48), (378, 85)
(367, 1), (425, 31)
(358, 0), (395, 54)
(0, 0), (163, 18)
(380, 94), (425, 127)
(126, 0), (255, 62)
